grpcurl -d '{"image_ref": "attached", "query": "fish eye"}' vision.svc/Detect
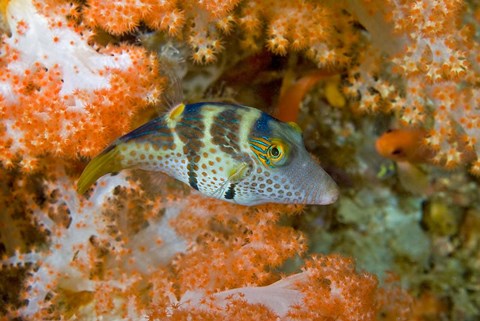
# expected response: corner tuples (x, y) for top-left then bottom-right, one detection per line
(391, 148), (403, 156)
(270, 146), (280, 157)
(268, 145), (283, 159)
(267, 141), (287, 166)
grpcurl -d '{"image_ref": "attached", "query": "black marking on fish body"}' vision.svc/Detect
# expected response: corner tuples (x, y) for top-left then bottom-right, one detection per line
(175, 104), (205, 193)
(187, 162), (199, 190)
(224, 183), (237, 200)
(211, 108), (243, 160)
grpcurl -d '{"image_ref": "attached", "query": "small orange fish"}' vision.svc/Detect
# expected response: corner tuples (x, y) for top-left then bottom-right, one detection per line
(375, 128), (434, 163)
(376, 128), (435, 195)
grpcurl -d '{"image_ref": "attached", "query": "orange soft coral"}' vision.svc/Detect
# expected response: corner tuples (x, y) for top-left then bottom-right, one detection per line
(83, 0), (185, 36)
(0, 0), (164, 171)
(82, 0), (359, 66)
(169, 198), (307, 293)
(1, 169), (413, 319)
(83, 0), (238, 64)
(238, 0), (357, 66)
(345, 0), (480, 174)
(170, 254), (411, 320)
(288, 255), (378, 320)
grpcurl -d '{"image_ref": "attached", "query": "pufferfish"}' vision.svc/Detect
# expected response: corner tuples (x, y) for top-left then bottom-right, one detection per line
(77, 102), (339, 206)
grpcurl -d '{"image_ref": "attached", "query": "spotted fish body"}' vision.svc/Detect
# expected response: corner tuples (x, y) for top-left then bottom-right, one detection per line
(77, 102), (338, 206)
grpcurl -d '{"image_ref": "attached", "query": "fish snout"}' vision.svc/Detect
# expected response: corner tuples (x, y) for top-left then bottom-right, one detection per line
(313, 173), (339, 204)
(293, 159), (339, 205)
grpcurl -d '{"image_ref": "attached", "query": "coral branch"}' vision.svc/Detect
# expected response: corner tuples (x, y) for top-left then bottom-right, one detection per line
(345, 0), (480, 174)
(0, 0), (164, 170)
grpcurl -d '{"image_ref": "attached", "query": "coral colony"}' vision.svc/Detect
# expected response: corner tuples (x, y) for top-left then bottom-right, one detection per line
(1, 0), (479, 320)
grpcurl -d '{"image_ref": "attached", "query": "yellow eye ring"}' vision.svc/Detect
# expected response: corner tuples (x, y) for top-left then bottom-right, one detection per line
(249, 137), (289, 168)
(268, 145), (282, 159)
(267, 140), (287, 165)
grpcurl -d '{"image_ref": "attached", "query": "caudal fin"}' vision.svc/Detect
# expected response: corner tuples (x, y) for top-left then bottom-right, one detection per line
(77, 146), (123, 194)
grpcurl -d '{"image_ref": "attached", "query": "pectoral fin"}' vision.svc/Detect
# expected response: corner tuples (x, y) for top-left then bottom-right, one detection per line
(227, 162), (251, 183)
(212, 162), (251, 200)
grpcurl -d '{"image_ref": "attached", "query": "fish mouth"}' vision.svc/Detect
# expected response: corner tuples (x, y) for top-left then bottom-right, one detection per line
(287, 157), (339, 205)
(308, 174), (339, 205)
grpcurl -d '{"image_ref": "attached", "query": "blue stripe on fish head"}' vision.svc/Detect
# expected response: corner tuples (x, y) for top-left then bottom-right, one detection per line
(252, 112), (275, 136)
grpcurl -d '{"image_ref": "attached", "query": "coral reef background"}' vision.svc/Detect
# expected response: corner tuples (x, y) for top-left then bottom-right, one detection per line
(1, 0), (479, 320)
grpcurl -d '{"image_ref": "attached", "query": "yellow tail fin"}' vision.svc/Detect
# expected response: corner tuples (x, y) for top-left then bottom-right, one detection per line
(77, 146), (123, 194)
